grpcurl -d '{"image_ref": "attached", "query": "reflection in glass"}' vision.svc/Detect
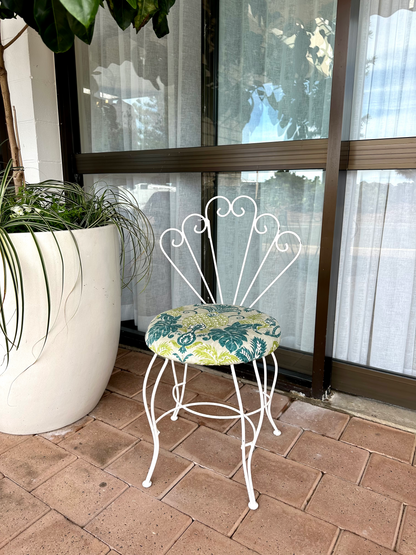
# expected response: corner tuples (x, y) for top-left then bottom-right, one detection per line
(217, 170), (325, 353)
(217, 0), (337, 145)
(351, 2), (416, 139)
(334, 170), (416, 376)
(84, 174), (201, 333)
(75, 1), (201, 153)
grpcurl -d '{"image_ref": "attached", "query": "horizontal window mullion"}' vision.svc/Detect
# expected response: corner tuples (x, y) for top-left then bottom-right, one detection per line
(75, 139), (329, 174)
(348, 138), (416, 170)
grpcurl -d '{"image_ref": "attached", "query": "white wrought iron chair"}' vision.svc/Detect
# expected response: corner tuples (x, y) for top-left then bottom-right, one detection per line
(141, 195), (301, 510)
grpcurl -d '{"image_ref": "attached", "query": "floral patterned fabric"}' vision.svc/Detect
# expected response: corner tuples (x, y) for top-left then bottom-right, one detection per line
(145, 304), (281, 366)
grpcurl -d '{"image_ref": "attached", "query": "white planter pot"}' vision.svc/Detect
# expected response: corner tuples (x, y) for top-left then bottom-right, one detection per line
(0, 225), (121, 434)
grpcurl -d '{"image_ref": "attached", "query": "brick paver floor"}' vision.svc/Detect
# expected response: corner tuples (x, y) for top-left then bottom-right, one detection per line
(0, 347), (415, 554)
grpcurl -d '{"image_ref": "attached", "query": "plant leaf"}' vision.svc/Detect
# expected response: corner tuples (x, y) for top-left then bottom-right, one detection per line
(59, 0), (100, 27)
(0, 7), (15, 19)
(34, 0), (75, 53)
(67, 11), (95, 44)
(151, 0), (175, 38)
(125, 0), (137, 7)
(1, 0), (37, 28)
(105, 0), (136, 30)
(133, 0), (158, 32)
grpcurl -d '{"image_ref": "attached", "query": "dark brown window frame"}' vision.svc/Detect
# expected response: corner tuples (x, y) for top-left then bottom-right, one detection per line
(55, 0), (416, 410)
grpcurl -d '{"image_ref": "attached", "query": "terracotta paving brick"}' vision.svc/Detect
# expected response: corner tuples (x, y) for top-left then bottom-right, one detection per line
(334, 531), (396, 555)
(90, 393), (145, 428)
(136, 381), (198, 412)
(0, 511), (109, 555)
(160, 363), (201, 386)
(234, 448), (321, 509)
(38, 416), (94, 444)
(106, 441), (193, 498)
(117, 347), (130, 358)
(163, 466), (251, 536)
(227, 414), (302, 456)
(85, 486), (191, 555)
(0, 433), (29, 455)
(362, 453), (416, 507)
(397, 506), (416, 555)
(341, 417), (416, 463)
(32, 459), (128, 527)
(123, 408), (198, 451)
(106, 370), (153, 397)
(306, 474), (402, 549)
(227, 384), (290, 419)
(233, 494), (338, 555)
(115, 350), (163, 375)
(166, 521), (257, 555)
(0, 478), (49, 549)
(173, 426), (243, 477)
(185, 372), (239, 400)
(0, 436), (76, 492)
(288, 431), (369, 483)
(279, 400), (349, 439)
(59, 420), (137, 468)
(179, 393), (239, 432)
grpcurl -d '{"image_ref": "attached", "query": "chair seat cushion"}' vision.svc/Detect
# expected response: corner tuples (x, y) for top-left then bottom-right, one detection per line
(145, 304), (281, 366)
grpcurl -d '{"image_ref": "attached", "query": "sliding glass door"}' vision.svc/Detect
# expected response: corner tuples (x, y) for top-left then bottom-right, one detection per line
(54, 0), (416, 408)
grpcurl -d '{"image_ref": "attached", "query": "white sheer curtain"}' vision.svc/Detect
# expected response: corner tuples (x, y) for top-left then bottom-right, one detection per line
(75, 2), (201, 332)
(350, 0), (416, 140)
(217, 171), (324, 353)
(75, 1), (201, 153)
(334, 1), (416, 375)
(334, 171), (416, 376)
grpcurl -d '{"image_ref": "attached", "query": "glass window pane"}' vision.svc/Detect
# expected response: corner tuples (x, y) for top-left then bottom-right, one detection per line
(217, 170), (325, 354)
(334, 170), (416, 376)
(75, 2), (201, 153)
(351, 2), (416, 140)
(217, 0), (337, 145)
(84, 173), (202, 333)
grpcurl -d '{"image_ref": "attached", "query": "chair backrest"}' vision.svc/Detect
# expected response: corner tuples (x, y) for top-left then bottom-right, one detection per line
(159, 195), (302, 308)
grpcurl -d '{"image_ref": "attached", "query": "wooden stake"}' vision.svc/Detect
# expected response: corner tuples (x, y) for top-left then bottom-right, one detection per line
(0, 25), (27, 193)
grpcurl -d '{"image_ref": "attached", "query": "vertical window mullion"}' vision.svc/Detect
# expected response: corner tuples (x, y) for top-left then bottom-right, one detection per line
(311, 0), (358, 398)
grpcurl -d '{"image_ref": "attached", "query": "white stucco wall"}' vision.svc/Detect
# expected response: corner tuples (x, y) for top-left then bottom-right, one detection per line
(1, 18), (63, 183)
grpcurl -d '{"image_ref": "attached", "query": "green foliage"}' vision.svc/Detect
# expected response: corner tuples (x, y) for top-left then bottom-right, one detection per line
(0, 161), (154, 365)
(0, 0), (176, 52)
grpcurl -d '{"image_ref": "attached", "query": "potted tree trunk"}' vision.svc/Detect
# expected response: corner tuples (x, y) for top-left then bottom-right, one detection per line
(0, 0), (176, 434)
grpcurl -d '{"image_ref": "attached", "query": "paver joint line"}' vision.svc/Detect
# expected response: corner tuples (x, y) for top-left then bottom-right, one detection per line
(2, 361), (416, 555)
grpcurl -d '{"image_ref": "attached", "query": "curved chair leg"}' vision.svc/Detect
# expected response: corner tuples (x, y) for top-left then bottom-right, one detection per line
(142, 355), (169, 488)
(264, 353), (281, 436)
(171, 361), (188, 421)
(231, 361), (265, 510)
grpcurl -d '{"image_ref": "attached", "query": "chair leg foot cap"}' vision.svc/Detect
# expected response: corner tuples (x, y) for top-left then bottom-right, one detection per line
(171, 416), (178, 421)
(273, 430), (281, 436)
(248, 501), (259, 510)
(142, 480), (152, 488)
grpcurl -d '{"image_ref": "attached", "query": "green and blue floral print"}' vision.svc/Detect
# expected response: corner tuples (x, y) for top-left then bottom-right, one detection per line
(145, 304), (281, 366)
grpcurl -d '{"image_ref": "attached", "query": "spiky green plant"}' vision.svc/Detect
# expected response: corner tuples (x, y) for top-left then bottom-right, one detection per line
(0, 160), (154, 368)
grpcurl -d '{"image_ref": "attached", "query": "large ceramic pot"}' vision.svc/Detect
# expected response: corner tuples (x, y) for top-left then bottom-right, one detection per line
(0, 225), (120, 434)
